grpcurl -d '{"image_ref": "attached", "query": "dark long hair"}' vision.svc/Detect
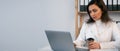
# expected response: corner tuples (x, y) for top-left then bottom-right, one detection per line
(86, 0), (111, 23)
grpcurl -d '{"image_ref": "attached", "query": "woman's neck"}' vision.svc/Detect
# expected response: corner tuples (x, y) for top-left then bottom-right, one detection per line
(95, 19), (102, 26)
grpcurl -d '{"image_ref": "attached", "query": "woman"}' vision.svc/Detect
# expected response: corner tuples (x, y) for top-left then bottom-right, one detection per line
(74, 0), (120, 50)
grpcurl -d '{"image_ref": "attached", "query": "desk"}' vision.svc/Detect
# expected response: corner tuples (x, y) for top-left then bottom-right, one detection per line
(76, 48), (119, 51)
(90, 48), (119, 51)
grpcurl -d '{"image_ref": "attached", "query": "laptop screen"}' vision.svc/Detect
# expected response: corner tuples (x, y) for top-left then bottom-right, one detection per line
(45, 30), (76, 51)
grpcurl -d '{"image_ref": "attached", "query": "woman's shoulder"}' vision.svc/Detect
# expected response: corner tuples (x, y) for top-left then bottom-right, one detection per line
(107, 21), (116, 25)
(106, 21), (117, 27)
(82, 21), (94, 28)
(82, 21), (91, 26)
(84, 21), (95, 25)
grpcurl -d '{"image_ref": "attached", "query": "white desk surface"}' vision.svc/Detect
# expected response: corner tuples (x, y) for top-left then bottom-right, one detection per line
(76, 46), (119, 51)
(90, 48), (118, 51)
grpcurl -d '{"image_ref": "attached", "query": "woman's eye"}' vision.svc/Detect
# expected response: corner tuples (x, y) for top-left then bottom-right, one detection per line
(93, 9), (97, 12)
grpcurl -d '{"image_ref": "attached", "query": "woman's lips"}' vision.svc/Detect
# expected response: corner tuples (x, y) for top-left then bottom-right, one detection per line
(92, 17), (96, 19)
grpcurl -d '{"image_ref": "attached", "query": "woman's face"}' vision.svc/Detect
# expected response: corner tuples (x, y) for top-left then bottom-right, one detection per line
(88, 4), (102, 21)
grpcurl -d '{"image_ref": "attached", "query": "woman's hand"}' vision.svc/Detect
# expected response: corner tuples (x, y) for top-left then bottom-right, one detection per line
(88, 42), (101, 49)
(73, 43), (76, 47)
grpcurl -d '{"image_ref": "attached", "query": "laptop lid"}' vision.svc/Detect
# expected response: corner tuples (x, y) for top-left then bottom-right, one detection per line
(45, 30), (76, 51)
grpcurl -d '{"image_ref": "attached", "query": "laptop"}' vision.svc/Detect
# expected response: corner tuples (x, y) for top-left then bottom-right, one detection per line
(45, 30), (76, 51)
(45, 30), (89, 51)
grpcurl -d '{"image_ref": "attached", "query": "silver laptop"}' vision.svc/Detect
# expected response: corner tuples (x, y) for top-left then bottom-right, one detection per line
(45, 30), (76, 51)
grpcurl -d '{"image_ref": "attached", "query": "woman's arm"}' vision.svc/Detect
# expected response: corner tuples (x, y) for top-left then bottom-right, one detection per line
(74, 22), (87, 47)
(100, 22), (120, 49)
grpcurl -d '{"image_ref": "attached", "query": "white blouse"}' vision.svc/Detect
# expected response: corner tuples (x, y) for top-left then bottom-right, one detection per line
(74, 20), (120, 49)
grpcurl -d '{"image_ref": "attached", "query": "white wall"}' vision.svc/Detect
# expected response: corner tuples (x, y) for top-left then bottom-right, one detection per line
(0, 0), (75, 51)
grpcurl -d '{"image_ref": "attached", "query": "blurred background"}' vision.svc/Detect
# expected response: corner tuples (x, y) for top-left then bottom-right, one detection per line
(0, 0), (75, 51)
